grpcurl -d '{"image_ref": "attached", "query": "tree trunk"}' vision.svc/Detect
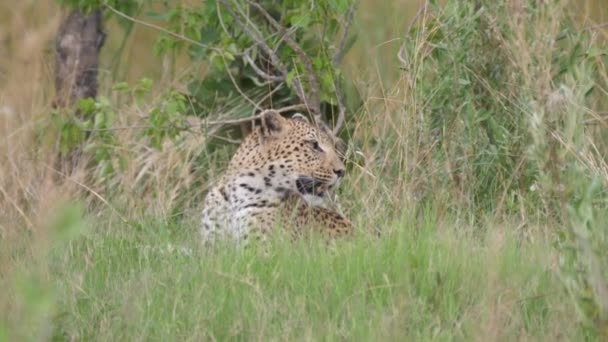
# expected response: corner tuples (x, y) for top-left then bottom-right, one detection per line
(53, 9), (105, 173)
(53, 9), (105, 108)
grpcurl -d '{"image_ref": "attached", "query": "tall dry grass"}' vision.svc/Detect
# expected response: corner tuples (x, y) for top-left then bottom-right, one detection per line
(1, 1), (62, 237)
(1, 0), (607, 235)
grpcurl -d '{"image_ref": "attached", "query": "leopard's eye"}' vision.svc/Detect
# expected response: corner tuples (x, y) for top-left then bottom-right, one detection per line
(306, 140), (323, 152)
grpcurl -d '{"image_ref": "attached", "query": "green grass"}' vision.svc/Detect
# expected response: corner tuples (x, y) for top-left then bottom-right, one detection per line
(2, 206), (580, 341)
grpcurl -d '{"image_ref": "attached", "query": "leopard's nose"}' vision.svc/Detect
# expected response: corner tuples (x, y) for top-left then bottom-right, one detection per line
(333, 168), (345, 178)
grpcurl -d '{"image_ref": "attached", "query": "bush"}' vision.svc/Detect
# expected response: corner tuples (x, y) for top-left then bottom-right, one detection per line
(397, 0), (607, 217)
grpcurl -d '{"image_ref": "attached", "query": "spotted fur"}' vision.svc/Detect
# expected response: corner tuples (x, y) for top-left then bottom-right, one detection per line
(200, 110), (351, 245)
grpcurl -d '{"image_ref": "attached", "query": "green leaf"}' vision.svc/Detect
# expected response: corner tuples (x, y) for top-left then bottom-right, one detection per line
(137, 78), (153, 91)
(200, 27), (220, 45)
(286, 70), (296, 88)
(94, 112), (106, 128)
(112, 81), (130, 92)
(76, 98), (96, 117)
(329, 0), (350, 13)
(290, 13), (311, 28)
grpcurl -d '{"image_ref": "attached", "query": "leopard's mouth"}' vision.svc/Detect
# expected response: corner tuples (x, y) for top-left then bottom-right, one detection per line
(296, 177), (332, 197)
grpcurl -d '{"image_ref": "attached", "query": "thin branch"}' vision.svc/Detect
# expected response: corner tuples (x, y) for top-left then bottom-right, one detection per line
(397, 0), (429, 67)
(241, 48), (285, 82)
(215, 0), (231, 37)
(219, 52), (261, 111)
(198, 105), (310, 125)
(333, 0), (359, 68)
(84, 105), (310, 132)
(246, 0), (321, 116)
(260, 104), (309, 113)
(105, 4), (215, 53)
(250, 83), (285, 117)
(218, 0), (285, 74)
(584, 22), (608, 31)
(332, 77), (346, 134)
(232, 0), (267, 41)
(218, 0), (312, 118)
(406, 1), (429, 37)
(329, 0), (358, 133)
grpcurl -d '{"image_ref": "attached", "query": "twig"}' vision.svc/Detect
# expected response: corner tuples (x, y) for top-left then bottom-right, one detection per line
(333, 0), (359, 68)
(218, 0), (304, 106)
(105, 4), (215, 53)
(584, 22), (608, 31)
(218, 0), (285, 75)
(219, 53), (261, 111)
(84, 105), (310, 132)
(246, 0), (321, 117)
(215, 0), (231, 38)
(207, 105), (308, 124)
(219, 2), (284, 84)
(397, 0), (429, 66)
(250, 83), (286, 117)
(219, 0), (312, 119)
(332, 76), (346, 134)
(209, 134), (242, 145)
(241, 48), (284, 82)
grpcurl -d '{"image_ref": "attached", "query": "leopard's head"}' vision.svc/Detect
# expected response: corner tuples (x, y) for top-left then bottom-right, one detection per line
(257, 110), (346, 199)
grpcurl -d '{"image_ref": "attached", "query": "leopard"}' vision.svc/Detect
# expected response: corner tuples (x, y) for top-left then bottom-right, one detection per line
(200, 110), (351, 246)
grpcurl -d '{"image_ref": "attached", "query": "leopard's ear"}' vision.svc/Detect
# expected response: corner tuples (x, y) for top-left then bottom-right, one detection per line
(260, 110), (286, 137)
(291, 113), (309, 123)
